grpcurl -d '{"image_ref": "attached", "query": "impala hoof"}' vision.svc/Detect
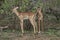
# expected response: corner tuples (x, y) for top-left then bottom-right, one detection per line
(38, 31), (41, 34)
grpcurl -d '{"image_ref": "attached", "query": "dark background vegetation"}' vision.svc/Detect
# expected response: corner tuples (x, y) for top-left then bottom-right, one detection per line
(0, 0), (60, 31)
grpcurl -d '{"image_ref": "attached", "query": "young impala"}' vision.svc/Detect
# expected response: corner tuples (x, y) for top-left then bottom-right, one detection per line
(12, 7), (44, 35)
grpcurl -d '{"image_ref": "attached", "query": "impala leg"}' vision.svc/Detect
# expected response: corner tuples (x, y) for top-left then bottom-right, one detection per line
(20, 20), (24, 35)
(38, 19), (41, 33)
(29, 18), (36, 34)
(41, 19), (44, 32)
(33, 19), (37, 33)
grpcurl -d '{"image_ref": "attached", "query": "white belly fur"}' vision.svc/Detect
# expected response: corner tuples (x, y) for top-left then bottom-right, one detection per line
(24, 16), (29, 19)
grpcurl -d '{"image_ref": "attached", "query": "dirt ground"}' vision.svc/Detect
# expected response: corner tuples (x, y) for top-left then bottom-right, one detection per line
(0, 32), (60, 40)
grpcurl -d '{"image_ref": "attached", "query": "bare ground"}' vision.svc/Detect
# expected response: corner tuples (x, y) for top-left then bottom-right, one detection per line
(0, 32), (60, 40)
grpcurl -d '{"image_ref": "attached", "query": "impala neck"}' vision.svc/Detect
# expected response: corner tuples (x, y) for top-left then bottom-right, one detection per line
(37, 8), (43, 16)
(13, 9), (19, 16)
(39, 11), (43, 17)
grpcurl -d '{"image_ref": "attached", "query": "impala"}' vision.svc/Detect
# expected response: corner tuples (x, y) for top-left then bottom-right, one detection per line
(12, 7), (44, 35)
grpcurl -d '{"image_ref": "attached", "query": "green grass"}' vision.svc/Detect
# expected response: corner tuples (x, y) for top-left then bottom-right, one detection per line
(44, 28), (60, 37)
(0, 29), (60, 40)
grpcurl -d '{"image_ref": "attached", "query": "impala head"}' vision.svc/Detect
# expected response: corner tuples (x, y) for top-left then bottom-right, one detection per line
(37, 8), (42, 12)
(12, 7), (19, 13)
